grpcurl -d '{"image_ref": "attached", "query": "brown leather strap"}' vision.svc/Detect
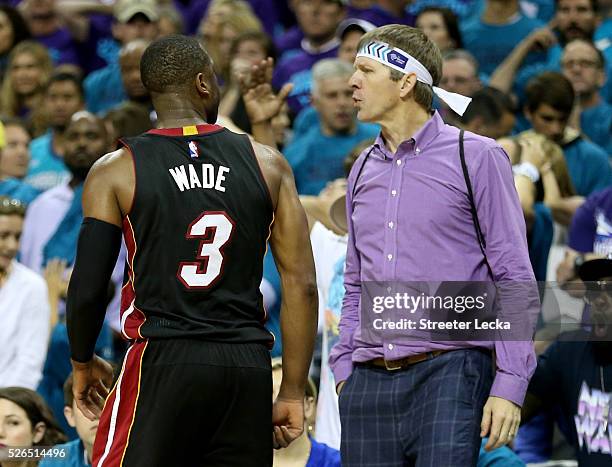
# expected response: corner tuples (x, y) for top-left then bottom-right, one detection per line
(368, 350), (447, 371)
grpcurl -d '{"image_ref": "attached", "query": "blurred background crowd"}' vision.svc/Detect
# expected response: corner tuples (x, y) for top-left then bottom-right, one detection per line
(0, 0), (611, 466)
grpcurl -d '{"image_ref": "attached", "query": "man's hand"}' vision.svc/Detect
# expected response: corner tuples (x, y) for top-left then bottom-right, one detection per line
(525, 24), (557, 52)
(480, 396), (521, 451)
(272, 397), (304, 449)
(71, 355), (114, 421)
(240, 57), (293, 124)
(336, 381), (346, 395)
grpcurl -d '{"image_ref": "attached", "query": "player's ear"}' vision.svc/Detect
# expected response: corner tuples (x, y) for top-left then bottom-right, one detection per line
(195, 72), (211, 98)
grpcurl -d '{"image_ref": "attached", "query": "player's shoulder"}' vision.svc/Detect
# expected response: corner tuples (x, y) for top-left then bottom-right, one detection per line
(251, 140), (291, 177)
(86, 148), (134, 191)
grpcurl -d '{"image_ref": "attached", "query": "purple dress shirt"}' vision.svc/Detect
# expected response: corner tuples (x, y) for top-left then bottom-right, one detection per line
(329, 112), (537, 406)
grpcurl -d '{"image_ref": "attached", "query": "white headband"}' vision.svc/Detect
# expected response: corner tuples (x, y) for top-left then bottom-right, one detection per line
(356, 41), (472, 116)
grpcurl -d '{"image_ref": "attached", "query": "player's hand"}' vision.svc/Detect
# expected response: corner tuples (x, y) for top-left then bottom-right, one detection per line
(480, 396), (521, 451)
(240, 57), (293, 124)
(71, 355), (114, 421)
(271, 397), (304, 449)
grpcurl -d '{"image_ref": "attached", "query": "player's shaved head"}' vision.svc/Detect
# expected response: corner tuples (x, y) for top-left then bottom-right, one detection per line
(140, 34), (213, 93)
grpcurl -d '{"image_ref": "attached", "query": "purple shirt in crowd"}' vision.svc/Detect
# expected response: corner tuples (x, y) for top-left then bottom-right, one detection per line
(329, 112), (537, 406)
(347, 5), (415, 26)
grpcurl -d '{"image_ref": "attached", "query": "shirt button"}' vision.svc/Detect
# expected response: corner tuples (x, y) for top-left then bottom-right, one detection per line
(396, 159), (402, 166)
(388, 222), (394, 228)
(388, 343), (394, 350)
(387, 286), (392, 293)
(387, 254), (393, 261)
(391, 190), (397, 196)
(415, 147), (421, 153)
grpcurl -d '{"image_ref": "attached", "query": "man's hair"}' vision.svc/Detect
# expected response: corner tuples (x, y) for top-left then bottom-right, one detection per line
(555, 0), (598, 12)
(63, 373), (74, 407)
(357, 25), (442, 111)
(443, 49), (479, 75)
(525, 71), (575, 115)
(45, 71), (84, 98)
(417, 7), (463, 49)
(230, 31), (276, 63)
(1, 117), (30, 135)
(459, 87), (514, 125)
(140, 35), (213, 93)
(311, 59), (353, 96)
(564, 38), (606, 69)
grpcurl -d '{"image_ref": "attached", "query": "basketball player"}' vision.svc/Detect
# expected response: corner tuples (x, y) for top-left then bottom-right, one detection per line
(66, 35), (318, 467)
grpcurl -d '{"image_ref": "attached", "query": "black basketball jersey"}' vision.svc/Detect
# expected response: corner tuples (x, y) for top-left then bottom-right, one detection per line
(119, 124), (274, 346)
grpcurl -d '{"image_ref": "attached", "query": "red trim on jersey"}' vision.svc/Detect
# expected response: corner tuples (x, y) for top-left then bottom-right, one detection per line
(121, 217), (146, 340)
(118, 142), (137, 217)
(147, 124), (224, 136)
(93, 340), (147, 467)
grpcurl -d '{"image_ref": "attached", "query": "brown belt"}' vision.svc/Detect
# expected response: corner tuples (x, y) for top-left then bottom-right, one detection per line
(368, 350), (448, 371)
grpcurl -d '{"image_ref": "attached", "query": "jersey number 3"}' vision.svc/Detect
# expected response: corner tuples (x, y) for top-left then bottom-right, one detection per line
(178, 211), (235, 289)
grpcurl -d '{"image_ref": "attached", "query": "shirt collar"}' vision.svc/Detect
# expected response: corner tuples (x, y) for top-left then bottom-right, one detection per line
(371, 110), (444, 160)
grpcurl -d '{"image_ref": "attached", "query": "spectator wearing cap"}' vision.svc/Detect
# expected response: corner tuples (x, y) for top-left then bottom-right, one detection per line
(524, 72), (611, 218)
(284, 58), (379, 195)
(462, 0), (546, 79)
(557, 187), (612, 292)
(25, 72), (84, 192)
(0, 196), (50, 390)
(561, 39), (612, 156)
(19, 0), (80, 67)
(293, 17), (374, 138)
(416, 6), (462, 54)
(272, 0), (346, 115)
(337, 17), (375, 64)
(522, 254), (612, 467)
(82, 0), (159, 114)
(0, 119), (40, 205)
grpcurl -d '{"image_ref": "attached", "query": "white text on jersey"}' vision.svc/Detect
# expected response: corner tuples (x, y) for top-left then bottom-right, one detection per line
(168, 164), (230, 192)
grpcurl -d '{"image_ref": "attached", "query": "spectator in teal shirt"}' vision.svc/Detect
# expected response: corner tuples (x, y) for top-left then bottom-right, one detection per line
(561, 39), (612, 156)
(83, 1), (159, 114)
(39, 373), (99, 467)
(25, 73), (85, 193)
(461, 0), (546, 78)
(284, 59), (379, 195)
(525, 72), (612, 207)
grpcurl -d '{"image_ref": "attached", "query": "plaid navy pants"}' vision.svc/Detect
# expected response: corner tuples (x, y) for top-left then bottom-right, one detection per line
(338, 348), (493, 467)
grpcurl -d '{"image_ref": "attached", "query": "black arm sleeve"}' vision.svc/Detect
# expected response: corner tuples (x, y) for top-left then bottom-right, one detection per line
(67, 217), (122, 363)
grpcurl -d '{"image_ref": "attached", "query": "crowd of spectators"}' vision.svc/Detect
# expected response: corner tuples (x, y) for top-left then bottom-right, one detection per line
(0, 1), (610, 466)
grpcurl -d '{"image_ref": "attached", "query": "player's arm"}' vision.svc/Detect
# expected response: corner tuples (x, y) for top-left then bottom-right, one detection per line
(266, 148), (318, 399)
(66, 149), (131, 419)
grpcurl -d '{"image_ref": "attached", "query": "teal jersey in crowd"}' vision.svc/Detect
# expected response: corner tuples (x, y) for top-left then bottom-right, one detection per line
(461, 14), (546, 77)
(25, 131), (70, 192)
(580, 101), (612, 157)
(562, 136), (612, 197)
(285, 119), (379, 196)
(0, 178), (40, 205)
(38, 439), (90, 467)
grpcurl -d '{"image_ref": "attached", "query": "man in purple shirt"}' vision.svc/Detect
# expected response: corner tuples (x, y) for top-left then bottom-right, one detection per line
(329, 24), (538, 465)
